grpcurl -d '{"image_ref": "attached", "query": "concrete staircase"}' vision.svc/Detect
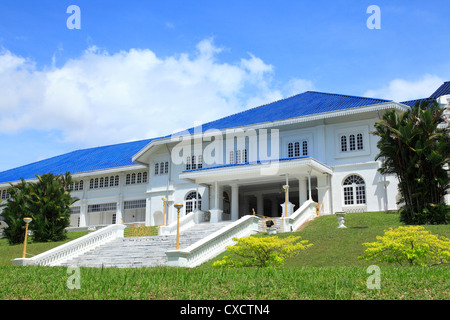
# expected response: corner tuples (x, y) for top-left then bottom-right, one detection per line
(60, 221), (232, 268)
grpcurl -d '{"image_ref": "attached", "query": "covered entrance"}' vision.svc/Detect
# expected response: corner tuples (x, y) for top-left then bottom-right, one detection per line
(180, 157), (332, 222)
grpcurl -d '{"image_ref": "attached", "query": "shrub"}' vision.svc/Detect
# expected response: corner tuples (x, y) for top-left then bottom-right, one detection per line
(213, 235), (313, 268)
(358, 226), (450, 267)
(1, 173), (78, 244)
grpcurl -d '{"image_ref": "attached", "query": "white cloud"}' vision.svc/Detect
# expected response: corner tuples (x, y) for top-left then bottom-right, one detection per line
(364, 75), (446, 102)
(0, 39), (307, 148)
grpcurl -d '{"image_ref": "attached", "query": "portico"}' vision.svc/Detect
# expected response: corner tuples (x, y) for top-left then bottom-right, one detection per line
(179, 157), (333, 222)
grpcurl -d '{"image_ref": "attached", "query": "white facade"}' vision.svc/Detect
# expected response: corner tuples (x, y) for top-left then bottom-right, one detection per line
(65, 104), (404, 228)
(2, 85), (450, 229)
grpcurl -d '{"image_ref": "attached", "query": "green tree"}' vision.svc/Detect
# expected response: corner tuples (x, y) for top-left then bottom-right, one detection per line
(29, 173), (78, 242)
(373, 101), (450, 224)
(1, 172), (78, 244)
(1, 180), (33, 244)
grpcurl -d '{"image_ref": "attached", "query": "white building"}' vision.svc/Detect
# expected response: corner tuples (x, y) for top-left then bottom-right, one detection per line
(1, 81), (450, 230)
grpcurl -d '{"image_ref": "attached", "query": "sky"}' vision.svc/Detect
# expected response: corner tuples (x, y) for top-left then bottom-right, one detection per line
(0, 0), (449, 172)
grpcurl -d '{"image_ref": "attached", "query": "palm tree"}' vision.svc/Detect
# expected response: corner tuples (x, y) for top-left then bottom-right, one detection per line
(373, 101), (450, 224)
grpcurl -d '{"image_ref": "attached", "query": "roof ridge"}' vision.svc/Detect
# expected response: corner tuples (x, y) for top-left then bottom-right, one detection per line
(304, 90), (392, 102)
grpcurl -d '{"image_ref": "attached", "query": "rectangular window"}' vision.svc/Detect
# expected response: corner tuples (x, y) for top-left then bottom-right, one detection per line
(124, 199), (146, 210)
(343, 186), (354, 205)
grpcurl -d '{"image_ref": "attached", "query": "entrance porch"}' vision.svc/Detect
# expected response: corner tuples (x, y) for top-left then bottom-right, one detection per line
(180, 157), (333, 222)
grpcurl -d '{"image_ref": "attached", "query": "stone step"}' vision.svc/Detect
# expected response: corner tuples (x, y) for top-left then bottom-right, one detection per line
(61, 221), (232, 268)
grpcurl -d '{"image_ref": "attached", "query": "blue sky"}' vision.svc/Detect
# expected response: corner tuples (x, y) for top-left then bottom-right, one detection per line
(0, 0), (449, 172)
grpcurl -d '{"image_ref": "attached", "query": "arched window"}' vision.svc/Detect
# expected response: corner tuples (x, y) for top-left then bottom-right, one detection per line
(186, 157), (191, 170)
(343, 175), (366, 205)
(126, 174), (131, 185)
(164, 162), (169, 174)
(155, 163), (159, 175)
(242, 149), (248, 163)
(341, 136), (347, 152)
(349, 134), (356, 151)
(137, 172), (142, 184)
(142, 172), (148, 183)
(131, 173), (136, 184)
(288, 143), (293, 158)
(229, 151), (235, 164)
(185, 191), (202, 214)
(159, 162), (164, 175)
(302, 140), (308, 156)
(357, 133), (363, 150)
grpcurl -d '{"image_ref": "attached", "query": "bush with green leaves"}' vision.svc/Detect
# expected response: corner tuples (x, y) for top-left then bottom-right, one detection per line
(213, 235), (313, 268)
(358, 225), (450, 267)
(372, 100), (450, 224)
(1, 172), (78, 244)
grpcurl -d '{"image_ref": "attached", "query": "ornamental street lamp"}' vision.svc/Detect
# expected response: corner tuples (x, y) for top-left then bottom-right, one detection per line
(162, 197), (167, 226)
(174, 203), (184, 250)
(22, 217), (32, 258)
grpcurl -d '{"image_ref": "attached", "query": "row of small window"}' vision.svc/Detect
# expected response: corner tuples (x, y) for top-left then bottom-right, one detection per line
(155, 162), (169, 175)
(186, 156), (203, 170)
(68, 180), (84, 191)
(90, 175), (120, 189)
(1, 190), (11, 200)
(340, 133), (364, 153)
(287, 140), (308, 158)
(229, 149), (247, 164)
(71, 200), (147, 214)
(125, 172), (148, 185)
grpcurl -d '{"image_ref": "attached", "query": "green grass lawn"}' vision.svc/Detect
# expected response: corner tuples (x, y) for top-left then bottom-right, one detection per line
(0, 212), (449, 300)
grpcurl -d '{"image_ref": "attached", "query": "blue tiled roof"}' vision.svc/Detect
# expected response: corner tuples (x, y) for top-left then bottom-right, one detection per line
(0, 138), (155, 184)
(400, 98), (434, 107)
(182, 91), (391, 134)
(0, 89), (426, 184)
(429, 81), (450, 99)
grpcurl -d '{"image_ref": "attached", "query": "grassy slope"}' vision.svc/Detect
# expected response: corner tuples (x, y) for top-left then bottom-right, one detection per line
(0, 212), (449, 300)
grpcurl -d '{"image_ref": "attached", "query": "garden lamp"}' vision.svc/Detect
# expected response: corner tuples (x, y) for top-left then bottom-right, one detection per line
(174, 203), (184, 250)
(22, 217), (32, 258)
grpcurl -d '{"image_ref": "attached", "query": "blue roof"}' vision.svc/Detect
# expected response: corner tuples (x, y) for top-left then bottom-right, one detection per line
(429, 81), (450, 99)
(0, 138), (155, 183)
(182, 91), (391, 134)
(0, 90), (423, 184)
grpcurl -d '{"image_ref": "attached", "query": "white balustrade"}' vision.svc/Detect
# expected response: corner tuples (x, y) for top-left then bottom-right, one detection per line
(159, 210), (196, 236)
(166, 215), (260, 268)
(283, 199), (317, 232)
(12, 224), (126, 267)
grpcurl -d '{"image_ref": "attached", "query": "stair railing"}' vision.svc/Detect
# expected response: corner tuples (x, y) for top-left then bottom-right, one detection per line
(12, 224), (126, 267)
(165, 214), (260, 268)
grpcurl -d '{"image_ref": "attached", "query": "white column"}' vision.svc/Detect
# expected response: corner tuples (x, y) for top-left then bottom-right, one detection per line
(116, 198), (123, 225)
(79, 201), (88, 227)
(316, 174), (330, 215)
(231, 184), (239, 221)
(298, 177), (307, 205)
(210, 181), (223, 223)
(308, 170), (312, 200)
(285, 174), (290, 206)
(145, 197), (152, 226)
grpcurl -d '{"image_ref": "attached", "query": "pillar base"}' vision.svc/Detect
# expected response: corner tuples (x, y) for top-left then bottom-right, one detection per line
(209, 209), (223, 223)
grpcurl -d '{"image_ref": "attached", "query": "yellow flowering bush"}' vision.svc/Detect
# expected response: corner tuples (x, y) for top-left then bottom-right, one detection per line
(359, 226), (450, 267)
(213, 235), (312, 268)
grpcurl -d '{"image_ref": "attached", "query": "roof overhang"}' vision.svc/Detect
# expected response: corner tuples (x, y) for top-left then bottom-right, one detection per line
(179, 157), (333, 185)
